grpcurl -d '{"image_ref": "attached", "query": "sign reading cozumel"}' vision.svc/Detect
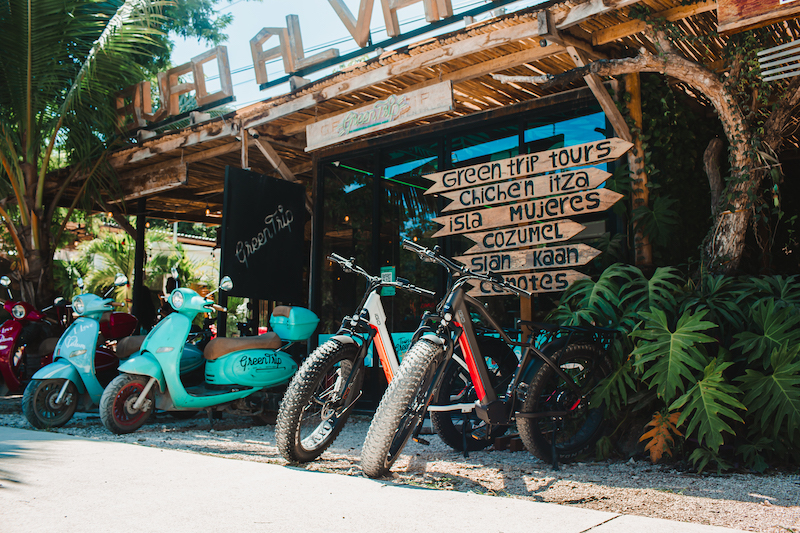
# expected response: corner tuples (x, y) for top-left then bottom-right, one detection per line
(440, 167), (610, 212)
(306, 81), (454, 151)
(432, 188), (623, 238)
(462, 220), (586, 254)
(456, 244), (601, 274)
(466, 270), (591, 297)
(423, 138), (632, 195)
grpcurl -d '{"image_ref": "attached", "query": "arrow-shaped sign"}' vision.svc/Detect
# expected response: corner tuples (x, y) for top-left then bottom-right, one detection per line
(463, 220), (586, 254)
(456, 244), (600, 273)
(424, 138), (632, 195)
(433, 188), (623, 238)
(466, 269), (590, 297)
(441, 167), (610, 213)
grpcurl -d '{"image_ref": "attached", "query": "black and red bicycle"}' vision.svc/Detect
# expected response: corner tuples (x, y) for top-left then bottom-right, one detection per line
(361, 239), (615, 478)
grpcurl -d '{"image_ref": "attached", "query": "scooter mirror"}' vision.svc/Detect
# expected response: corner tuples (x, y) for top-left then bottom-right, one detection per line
(171, 267), (179, 280)
(77, 277), (85, 290)
(219, 276), (233, 292)
(114, 273), (128, 287)
(0, 276), (10, 287)
(54, 296), (65, 306)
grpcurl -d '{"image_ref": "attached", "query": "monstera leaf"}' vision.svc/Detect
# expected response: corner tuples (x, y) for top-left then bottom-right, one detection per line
(731, 299), (800, 368)
(736, 345), (800, 443)
(640, 411), (683, 462)
(670, 359), (745, 453)
(631, 308), (716, 402)
(593, 357), (637, 414)
(741, 275), (800, 310)
(620, 266), (685, 317)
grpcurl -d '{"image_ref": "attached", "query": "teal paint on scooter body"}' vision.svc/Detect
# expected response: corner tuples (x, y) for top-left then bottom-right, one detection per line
(32, 298), (118, 404)
(205, 349), (296, 388)
(108, 284), (308, 422)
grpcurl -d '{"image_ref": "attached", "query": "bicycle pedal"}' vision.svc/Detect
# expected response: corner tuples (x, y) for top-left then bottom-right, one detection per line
(413, 436), (430, 446)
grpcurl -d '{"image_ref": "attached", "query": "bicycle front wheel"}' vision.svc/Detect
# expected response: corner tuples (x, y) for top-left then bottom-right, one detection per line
(517, 343), (610, 463)
(276, 339), (363, 463)
(360, 339), (445, 478)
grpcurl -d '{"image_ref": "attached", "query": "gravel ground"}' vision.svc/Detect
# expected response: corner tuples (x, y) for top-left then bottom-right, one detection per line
(2, 395), (798, 533)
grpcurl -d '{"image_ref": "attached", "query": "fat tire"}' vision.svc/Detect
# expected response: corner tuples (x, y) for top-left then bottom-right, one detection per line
(361, 339), (444, 478)
(100, 374), (154, 434)
(517, 343), (610, 463)
(22, 378), (78, 429)
(430, 336), (517, 452)
(276, 340), (361, 463)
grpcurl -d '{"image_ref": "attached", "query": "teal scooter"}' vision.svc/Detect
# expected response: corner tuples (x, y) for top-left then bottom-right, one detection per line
(99, 276), (319, 434)
(23, 274), (143, 428)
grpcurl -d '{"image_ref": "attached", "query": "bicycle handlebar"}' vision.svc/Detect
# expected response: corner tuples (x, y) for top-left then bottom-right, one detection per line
(327, 253), (436, 298)
(401, 239), (532, 298)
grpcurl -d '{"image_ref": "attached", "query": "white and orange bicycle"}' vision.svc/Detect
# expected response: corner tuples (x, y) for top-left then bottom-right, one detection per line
(275, 252), (516, 462)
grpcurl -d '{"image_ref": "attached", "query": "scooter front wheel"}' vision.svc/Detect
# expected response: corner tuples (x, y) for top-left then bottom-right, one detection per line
(22, 378), (78, 429)
(100, 374), (154, 434)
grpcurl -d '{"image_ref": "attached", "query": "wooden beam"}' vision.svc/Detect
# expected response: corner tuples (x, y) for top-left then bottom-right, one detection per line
(592, 1), (717, 46)
(566, 45), (632, 143)
(109, 139), (240, 171)
(109, 163), (188, 203)
(282, 41), (567, 136)
(243, 16), (548, 132)
(251, 137), (313, 213)
(552, 0), (644, 29)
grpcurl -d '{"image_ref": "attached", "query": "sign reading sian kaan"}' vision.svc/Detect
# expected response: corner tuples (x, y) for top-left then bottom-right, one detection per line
(421, 137), (633, 296)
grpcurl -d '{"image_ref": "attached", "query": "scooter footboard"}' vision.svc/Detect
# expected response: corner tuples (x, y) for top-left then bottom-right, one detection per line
(118, 351), (166, 392)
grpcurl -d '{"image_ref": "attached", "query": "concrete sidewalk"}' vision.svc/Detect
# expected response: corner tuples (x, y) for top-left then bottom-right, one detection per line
(0, 427), (745, 533)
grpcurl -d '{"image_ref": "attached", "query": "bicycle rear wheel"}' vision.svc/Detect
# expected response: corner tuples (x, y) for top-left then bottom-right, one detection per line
(360, 339), (445, 478)
(430, 336), (517, 451)
(276, 339), (363, 463)
(517, 343), (610, 463)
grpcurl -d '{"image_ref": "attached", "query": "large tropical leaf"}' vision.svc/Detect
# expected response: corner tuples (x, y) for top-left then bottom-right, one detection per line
(680, 273), (747, 336)
(620, 265), (685, 317)
(593, 357), (637, 414)
(739, 275), (800, 310)
(631, 308), (716, 402)
(639, 411), (683, 462)
(670, 359), (745, 453)
(632, 195), (681, 248)
(547, 263), (634, 326)
(731, 299), (800, 367)
(736, 345), (800, 443)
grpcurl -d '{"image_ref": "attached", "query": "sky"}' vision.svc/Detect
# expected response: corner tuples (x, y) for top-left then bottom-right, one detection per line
(170, 0), (545, 109)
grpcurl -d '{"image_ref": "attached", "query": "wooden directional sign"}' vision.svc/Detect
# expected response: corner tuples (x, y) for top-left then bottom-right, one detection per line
(467, 270), (590, 297)
(433, 188), (623, 238)
(424, 138), (632, 195)
(463, 220), (586, 254)
(440, 168), (610, 213)
(456, 244), (600, 274)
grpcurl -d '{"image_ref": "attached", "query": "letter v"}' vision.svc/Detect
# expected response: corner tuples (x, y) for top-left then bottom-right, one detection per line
(329, 0), (375, 47)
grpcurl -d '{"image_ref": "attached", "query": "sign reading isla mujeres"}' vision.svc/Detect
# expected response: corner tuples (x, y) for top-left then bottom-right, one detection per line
(420, 137), (633, 297)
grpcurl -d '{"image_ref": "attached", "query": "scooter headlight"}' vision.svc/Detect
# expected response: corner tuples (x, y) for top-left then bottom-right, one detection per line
(170, 291), (184, 310)
(72, 297), (85, 315)
(11, 304), (26, 319)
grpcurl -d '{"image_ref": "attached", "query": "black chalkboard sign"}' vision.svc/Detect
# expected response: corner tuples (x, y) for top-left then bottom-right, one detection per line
(220, 167), (306, 303)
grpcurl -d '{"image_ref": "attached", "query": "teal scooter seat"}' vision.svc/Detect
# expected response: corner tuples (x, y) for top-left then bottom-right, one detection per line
(203, 332), (282, 360)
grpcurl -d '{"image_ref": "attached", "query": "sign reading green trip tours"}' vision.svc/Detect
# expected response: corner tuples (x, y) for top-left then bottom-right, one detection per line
(421, 138), (633, 296)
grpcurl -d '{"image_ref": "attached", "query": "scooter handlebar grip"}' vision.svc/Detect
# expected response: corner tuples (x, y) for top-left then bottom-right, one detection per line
(109, 302), (125, 307)
(210, 304), (227, 312)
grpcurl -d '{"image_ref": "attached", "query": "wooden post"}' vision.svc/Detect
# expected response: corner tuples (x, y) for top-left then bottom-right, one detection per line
(626, 73), (652, 268)
(131, 199), (147, 330)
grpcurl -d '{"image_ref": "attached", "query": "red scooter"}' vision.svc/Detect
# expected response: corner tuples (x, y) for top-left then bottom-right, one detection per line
(0, 276), (68, 396)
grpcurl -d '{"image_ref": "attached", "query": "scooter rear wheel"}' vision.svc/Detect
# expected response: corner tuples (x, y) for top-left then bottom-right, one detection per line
(22, 378), (78, 429)
(100, 374), (154, 434)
